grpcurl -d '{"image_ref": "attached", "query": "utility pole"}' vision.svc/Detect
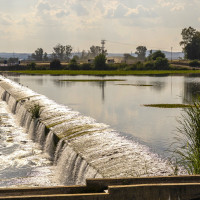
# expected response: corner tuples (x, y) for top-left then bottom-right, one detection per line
(101, 40), (106, 54)
(171, 47), (173, 62)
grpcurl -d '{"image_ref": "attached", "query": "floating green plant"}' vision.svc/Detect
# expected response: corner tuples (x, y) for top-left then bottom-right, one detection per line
(117, 84), (153, 86)
(143, 104), (191, 108)
(59, 79), (126, 82)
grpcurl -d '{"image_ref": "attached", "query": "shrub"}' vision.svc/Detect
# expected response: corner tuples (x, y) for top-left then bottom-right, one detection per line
(114, 63), (128, 70)
(28, 62), (36, 70)
(50, 59), (62, 70)
(172, 97), (200, 174)
(80, 63), (93, 70)
(106, 64), (118, 70)
(94, 54), (107, 70)
(68, 58), (79, 70)
(135, 61), (144, 70)
(154, 57), (169, 70)
(29, 104), (41, 119)
(189, 60), (200, 67)
(151, 50), (166, 60)
(144, 61), (155, 70)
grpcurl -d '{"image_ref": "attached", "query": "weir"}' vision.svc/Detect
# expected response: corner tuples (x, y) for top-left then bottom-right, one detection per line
(0, 76), (176, 186)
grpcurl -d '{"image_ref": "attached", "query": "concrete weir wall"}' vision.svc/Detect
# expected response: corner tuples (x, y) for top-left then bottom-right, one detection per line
(0, 76), (176, 185)
(1, 176), (200, 199)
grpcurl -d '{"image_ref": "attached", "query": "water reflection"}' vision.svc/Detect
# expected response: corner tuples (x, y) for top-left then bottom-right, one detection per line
(150, 81), (166, 91)
(183, 79), (200, 103)
(53, 80), (107, 102)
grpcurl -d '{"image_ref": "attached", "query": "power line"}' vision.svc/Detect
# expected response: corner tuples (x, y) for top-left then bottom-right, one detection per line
(106, 39), (182, 52)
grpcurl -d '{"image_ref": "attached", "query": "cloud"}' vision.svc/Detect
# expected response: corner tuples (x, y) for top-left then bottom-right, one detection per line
(157, 0), (185, 11)
(0, 13), (13, 25)
(0, 0), (200, 53)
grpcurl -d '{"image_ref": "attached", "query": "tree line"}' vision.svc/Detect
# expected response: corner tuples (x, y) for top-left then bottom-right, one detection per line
(30, 44), (108, 62)
(8, 27), (200, 71)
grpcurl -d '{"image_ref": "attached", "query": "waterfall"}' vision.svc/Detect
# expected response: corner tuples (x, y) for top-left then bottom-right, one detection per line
(0, 76), (178, 186)
(7, 95), (17, 113)
(54, 139), (66, 164)
(36, 123), (47, 145)
(28, 119), (40, 140)
(55, 144), (100, 185)
(44, 131), (56, 159)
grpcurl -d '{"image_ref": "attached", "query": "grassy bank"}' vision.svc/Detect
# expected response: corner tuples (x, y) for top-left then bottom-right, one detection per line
(9, 69), (200, 75)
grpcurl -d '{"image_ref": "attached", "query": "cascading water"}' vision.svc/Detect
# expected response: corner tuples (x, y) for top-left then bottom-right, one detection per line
(0, 75), (184, 187)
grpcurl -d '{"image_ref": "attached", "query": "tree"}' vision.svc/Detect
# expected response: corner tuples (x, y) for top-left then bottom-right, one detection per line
(123, 53), (135, 63)
(50, 59), (62, 70)
(154, 57), (169, 70)
(43, 52), (48, 61)
(89, 46), (102, 58)
(151, 50), (166, 60)
(81, 50), (88, 59)
(68, 58), (79, 70)
(94, 54), (106, 70)
(31, 48), (44, 61)
(184, 32), (200, 60)
(52, 44), (65, 61)
(180, 27), (197, 48)
(65, 45), (73, 62)
(180, 27), (200, 60)
(135, 46), (147, 60)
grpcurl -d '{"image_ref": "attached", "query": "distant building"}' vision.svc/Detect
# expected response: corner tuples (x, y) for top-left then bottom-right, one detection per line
(88, 59), (94, 64)
(107, 59), (115, 64)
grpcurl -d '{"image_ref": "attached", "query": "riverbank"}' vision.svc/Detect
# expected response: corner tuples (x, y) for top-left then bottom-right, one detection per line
(9, 69), (200, 75)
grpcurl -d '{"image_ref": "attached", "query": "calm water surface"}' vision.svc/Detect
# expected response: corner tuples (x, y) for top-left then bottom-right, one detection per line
(7, 74), (200, 157)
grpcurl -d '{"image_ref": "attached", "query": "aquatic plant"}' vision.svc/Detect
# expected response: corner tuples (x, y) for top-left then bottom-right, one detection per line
(29, 103), (41, 119)
(172, 97), (200, 174)
(144, 104), (191, 108)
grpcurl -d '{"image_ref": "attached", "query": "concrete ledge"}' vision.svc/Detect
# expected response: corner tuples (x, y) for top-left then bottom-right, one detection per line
(108, 183), (200, 200)
(86, 175), (200, 191)
(2, 176), (200, 200)
(0, 186), (89, 197)
(0, 193), (109, 200)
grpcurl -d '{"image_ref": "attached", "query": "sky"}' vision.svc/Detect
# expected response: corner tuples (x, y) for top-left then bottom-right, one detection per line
(0, 0), (200, 54)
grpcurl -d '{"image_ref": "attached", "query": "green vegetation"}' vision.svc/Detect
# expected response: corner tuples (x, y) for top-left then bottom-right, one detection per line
(60, 78), (124, 82)
(143, 104), (191, 108)
(180, 27), (200, 60)
(11, 69), (200, 75)
(94, 53), (107, 70)
(50, 59), (62, 70)
(172, 98), (200, 174)
(117, 84), (153, 86)
(28, 103), (41, 119)
(135, 46), (147, 61)
(68, 58), (79, 70)
(150, 50), (166, 60)
(27, 62), (36, 70)
(189, 60), (200, 67)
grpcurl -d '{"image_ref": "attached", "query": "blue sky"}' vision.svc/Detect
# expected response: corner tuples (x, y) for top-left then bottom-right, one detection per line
(0, 0), (200, 53)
